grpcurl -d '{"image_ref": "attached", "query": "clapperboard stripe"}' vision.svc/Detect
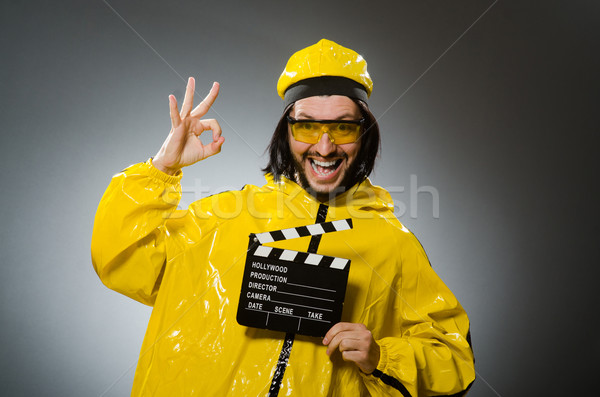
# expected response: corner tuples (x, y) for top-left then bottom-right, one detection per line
(251, 245), (350, 270)
(255, 219), (353, 245)
(254, 245), (273, 258)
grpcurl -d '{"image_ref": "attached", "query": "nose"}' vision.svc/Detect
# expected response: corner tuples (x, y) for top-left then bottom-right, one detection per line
(314, 128), (336, 156)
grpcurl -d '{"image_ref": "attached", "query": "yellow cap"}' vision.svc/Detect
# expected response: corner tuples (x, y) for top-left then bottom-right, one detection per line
(277, 39), (373, 101)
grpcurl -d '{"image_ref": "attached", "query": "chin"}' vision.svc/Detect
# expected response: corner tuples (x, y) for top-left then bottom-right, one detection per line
(299, 172), (352, 200)
(307, 180), (344, 195)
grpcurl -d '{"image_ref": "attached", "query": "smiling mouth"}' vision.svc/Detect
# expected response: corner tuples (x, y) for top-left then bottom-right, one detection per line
(309, 158), (343, 177)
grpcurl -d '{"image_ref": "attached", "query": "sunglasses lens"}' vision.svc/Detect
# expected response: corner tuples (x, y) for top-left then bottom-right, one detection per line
(291, 122), (361, 144)
(330, 123), (361, 144)
(292, 122), (320, 143)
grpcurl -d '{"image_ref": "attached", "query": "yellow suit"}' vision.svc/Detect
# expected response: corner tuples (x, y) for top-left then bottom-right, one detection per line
(92, 160), (475, 396)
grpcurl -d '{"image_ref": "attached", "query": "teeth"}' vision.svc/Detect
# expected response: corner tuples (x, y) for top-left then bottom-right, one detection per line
(311, 161), (333, 176)
(312, 159), (337, 167)
(310, 159), (339, 177)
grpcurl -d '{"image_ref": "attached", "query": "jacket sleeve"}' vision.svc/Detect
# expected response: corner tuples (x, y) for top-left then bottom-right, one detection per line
(91, 159), (183, 306)
(361, 235), (475, 397)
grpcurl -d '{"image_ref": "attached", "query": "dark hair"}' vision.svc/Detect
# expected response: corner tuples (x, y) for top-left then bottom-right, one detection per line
(262, 99), (381, 189)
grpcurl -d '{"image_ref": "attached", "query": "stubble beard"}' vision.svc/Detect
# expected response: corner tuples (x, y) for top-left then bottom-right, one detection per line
(291, 152), (364, 202)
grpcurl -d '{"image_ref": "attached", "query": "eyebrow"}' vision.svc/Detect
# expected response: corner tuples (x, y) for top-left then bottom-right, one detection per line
(294, 112), (358, 120)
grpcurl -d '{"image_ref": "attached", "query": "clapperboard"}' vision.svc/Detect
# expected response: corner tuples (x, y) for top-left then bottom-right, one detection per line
(236, 219), (353, 337)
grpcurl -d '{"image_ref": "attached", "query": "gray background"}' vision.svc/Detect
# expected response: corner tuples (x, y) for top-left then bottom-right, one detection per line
(1, 1), (598, 396)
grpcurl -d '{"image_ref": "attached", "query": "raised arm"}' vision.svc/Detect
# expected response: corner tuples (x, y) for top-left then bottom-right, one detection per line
(92, 78), (223, 305)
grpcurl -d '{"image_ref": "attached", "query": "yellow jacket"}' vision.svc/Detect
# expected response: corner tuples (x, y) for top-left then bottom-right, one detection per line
(92, 160), (475, 396)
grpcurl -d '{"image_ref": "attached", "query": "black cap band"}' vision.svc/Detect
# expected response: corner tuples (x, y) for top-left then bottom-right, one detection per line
(283, 76), (368, 108)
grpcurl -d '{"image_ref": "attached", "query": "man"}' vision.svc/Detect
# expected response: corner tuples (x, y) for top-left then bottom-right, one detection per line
(92, 39), (475, 396)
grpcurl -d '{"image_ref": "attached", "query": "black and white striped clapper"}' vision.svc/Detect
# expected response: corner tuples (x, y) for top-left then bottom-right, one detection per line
(236, 219), (353, 337)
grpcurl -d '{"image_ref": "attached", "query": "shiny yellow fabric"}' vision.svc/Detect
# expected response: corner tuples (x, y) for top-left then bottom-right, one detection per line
(92, 160), (475, 396)
(277, 38), (373, 99)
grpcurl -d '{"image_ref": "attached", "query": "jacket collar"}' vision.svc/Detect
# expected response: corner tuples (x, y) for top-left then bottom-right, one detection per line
(263, 174), (394, 213)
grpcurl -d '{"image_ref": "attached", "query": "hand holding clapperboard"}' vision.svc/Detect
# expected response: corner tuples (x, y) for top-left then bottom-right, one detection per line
(236, 219), (353, 337)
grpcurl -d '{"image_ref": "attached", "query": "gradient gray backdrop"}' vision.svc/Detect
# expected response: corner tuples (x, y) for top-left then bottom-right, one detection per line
(1, 1), (598, 396)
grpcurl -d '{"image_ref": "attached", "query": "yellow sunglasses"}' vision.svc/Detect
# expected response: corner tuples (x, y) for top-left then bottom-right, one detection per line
(287, 116), (364, 144)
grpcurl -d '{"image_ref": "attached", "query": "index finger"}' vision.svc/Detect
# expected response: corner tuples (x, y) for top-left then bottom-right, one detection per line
(190, 82), (220, 118)
(323, 322), (362, 345)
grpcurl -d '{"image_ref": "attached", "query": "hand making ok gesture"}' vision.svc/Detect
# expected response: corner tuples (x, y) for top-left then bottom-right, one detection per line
(153, 77), (224, 175)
